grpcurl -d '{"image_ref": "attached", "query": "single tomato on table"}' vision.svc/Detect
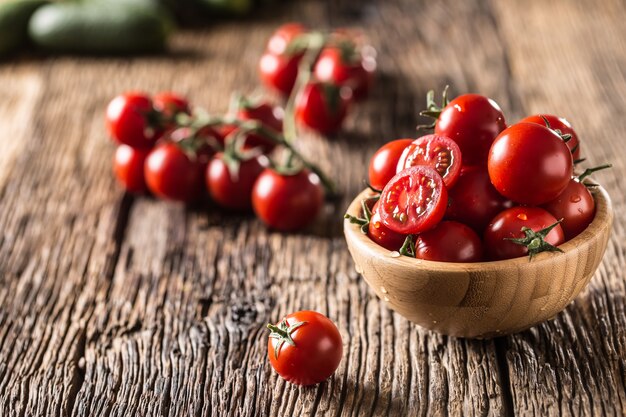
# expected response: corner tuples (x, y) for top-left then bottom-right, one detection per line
(396, 134), (462, 188)
(368, 139), (413, 190)
(267, 310), (342, 386)
(113, 144), (150, 193)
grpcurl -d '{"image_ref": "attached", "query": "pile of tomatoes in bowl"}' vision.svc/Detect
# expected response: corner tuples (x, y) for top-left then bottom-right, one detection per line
(349, 87), (610, 262)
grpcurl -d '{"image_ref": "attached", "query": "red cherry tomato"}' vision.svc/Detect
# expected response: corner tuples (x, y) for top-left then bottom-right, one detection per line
(488, 122), (573, 205)
(484, 206), (565, 261)
(396, 134), (463, 188)
(153, 92), (190, 124)
(368, 139), (413, 190)
(252, 169), (324, 232)
(435, 94), (506, 166)
(267, 310), (342, 386)
(266, 23), (308, 55)
(144, 143), (204, 202)
(414, 221), (483, 262)
(222, 101), (283, 152)
(445, 167), (512, 233)
(106, 92), (158, 148)
(295, 81), (351, 135)
(378, 165), (448, 234)
(206, 154), (266, 211)
(113, 144), (149, 193)
(519, 114), (580, 160)
(368, 201), (407, 251)
(541, 179), (595, 240)
(313, 46), (376, 101)
(169, 127), (222, 166)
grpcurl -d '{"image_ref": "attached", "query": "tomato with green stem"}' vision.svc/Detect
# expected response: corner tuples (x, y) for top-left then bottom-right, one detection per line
(267, 310), (342, 386)
(145, 142), (204, 202)
(368, 139), (413, 191)
(413, 221), (483, 262)
(113, 144), (149, 193)
(206, 153), (266, 211)
(221, 99), (283, 153)
(153, 92), (190, 126)
(252, 168), (324, 232)
(295, 81), (351, 135)
(488, 122), (573, 205)
(378, 165), (448, 234)
(520, 114), (580, 160)
(313, 44), (376, 101)
(106, 92), (160, 148)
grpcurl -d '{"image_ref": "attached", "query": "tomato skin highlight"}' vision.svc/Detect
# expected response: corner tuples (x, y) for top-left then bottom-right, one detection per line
(267, 310), (343, 386)
(368, 139), (413, 191)
(435, 94), (506, 166)
(113, 144), (149, 193)
(414, 221), (483, 262)
(396, 134), (462, 188)
(252, 169), (324, 232)
(144, 143), (204, 202)
(206, 154), (266, 211)
(541, 179), (595, 240)
(106, 92), (158, 148)
(488, 122), (573, 205)
(520, 114), (580, 160)
(445, 167), (512, 233)
(313, 46), (376, 101)
(484, 206), (565, 261)
(368, 202), (407, 251)
(295, 81), (351, 135)
(379, 165), (448, 235)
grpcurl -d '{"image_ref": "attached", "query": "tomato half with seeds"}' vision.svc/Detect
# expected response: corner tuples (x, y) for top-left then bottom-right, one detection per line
(206, 154), (266, 211)
(106, 92), (159, 148)
(144, 143), (204, 202)
(378, 165), (448, 234)
(368, 201), (407, 251)
(414, 221), (483, 262)
(541, 179), (595, 240)
(520, 114), (580, 160)
(368, 139), (413, 190)
(488, 122), (573, 205)
(484, 206), (565, 261)
(396, 134), (462, 188)
(267, 310), (342, 386)
(113, 144), (149, 193)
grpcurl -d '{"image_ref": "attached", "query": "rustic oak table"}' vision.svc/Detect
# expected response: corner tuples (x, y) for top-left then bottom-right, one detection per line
(1, 0), (624, 415)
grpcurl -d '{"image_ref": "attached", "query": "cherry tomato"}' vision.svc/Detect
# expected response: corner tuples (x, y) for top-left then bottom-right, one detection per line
(267, 310), (342, 386)
(106, 92), (159, 148)
(368, 139), (413, 190)
(520, 114), (580, 160)
(221, 101), (283, 152)
(295, 81), (351, 135)
(169, 127), (222, 166)
(313, 46), (376, 101)
(259, 23), (308, 97)
(252, 169), (324, 232)
(368, 202), (407, 251)
(484, 206), (564, 261)
(488, 122), (573, 205)
(414, 221), (483, 262)
(445, 167), (512, 233)
(435, 94), (506, 166)
(153, 92), (190, 124)
(145, 143), (204, 202)
(541, 179), (595, 240)
(396, 134), (462, 188)
(378, 165), (448, 234)
(206, 154), (266, 211)
(113, 144), (149, 193)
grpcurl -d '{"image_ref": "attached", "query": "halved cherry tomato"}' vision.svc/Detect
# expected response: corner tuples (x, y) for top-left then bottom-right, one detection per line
(435, 94), (506, 166)
(145, 143), (204, 202)
(295, 81), (351, 135)
(267, 310), (342, 386)
(313, 45), (376, 101)
(378, 165), (448, 234)
(445, 167), (512, 233)
(520, 114), (580, 160)
(206, 154), (266, 211)
(396, 134), (462, 188)
(252, 168), (324, 232)
(484, 206), (564, 261)
(414, 221), (483, 262)
(368, 139), (413, 191)
(368, 201), (407, 251)
(488, 122), (573, 205)
(541, 179), (595, 240)
(106, 92), (159, 148)
(113, 144), (149, 193)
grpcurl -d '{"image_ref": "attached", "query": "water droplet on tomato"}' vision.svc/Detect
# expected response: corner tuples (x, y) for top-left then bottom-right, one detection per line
(517, 213), (528, 220)
(570, 195), (582, 203)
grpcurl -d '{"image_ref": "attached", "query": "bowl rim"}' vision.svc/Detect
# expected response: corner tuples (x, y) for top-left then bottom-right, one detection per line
(344, 184), (613, 272)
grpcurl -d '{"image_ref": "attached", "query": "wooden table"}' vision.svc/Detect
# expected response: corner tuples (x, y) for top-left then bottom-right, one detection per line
(1, 0), (625, 415)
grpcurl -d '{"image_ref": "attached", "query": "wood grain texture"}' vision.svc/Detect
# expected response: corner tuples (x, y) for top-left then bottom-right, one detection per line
(0, 0), (624, 416)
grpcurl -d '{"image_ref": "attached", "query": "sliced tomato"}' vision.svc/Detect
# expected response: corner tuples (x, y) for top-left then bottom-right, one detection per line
(379, 165), (448, 234)
(396, 134), (462, 188)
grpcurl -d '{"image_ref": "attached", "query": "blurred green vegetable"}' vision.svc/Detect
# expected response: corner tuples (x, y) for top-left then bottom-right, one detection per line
(28, 2), (175, 54)
(0, 0), (48, 57)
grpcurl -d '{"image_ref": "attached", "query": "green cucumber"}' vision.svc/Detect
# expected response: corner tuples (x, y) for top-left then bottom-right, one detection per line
(28, 2), (175, 54)
(0, 0), (48, 57)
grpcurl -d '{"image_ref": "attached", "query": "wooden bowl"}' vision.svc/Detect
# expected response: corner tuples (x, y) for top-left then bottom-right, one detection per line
(343, 186), (613, 338)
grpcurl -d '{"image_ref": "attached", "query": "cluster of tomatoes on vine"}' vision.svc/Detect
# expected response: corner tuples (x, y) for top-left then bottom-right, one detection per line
(349, 87), (610, 262)
(107, 23), (377, 233)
